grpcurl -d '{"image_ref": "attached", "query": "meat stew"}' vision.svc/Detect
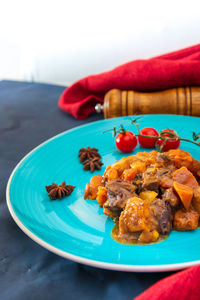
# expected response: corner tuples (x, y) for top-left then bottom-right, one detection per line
(84, 149), (200, 244)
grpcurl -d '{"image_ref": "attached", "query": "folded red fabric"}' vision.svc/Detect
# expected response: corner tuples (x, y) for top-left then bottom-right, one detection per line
(58, 44), (200, 119)
(135, 265), (200, 300)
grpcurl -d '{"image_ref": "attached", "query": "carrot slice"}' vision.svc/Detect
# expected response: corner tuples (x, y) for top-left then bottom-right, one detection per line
(173, 167), (198, 188)
(96, 186), (107, 207)
(130, 161), (146, 173)
(121, 168), (137, 181)
(173, 181), (193, 210)
(84, 175), (104, 200)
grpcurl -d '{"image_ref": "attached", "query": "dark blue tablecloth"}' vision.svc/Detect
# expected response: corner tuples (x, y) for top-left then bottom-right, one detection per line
(0, 80), (173, 300)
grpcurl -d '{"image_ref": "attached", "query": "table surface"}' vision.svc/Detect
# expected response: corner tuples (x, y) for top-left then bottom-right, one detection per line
(0, 80), (174, 300)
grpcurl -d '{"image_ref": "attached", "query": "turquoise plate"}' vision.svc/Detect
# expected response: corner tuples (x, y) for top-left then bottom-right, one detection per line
(7, 115), (200, 272)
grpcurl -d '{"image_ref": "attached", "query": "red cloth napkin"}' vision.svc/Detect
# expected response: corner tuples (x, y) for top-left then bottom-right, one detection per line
(135, 265), (200, 300)
(58, 44), (200, 119)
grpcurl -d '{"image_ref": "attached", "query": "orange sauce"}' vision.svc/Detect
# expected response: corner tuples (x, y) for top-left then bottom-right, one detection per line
(111, 224), (169, 245)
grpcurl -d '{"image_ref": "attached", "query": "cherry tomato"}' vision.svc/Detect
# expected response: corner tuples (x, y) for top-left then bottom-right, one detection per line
(138, 127), (159, 148)
(156, 129), (180, 151)
(115, 131), (137, 153)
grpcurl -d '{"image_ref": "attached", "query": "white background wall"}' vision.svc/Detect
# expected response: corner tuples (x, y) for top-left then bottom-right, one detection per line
(0, 0), (200, 86)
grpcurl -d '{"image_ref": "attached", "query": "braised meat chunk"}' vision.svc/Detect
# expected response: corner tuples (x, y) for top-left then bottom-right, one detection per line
(142, 167), (160, 193)
(173, 209), (199, 231)
(192, 187), (200, 214)
(162, 188), (179, 207)
(150, 199), (172, 234)
(103, 179), (136, 217)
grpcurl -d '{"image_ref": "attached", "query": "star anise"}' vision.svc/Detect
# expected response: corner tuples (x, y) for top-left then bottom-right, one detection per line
(83, 157), (103, 172)
(45, 181), (75, 200)
(78, 147), (101, 162)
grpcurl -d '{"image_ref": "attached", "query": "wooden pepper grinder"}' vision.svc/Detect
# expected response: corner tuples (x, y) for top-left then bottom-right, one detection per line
(95, 87), (200, 119)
